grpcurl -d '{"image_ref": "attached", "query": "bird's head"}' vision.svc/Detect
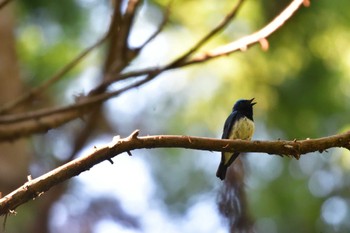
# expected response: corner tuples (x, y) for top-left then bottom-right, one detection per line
(232, 98), (256, 117)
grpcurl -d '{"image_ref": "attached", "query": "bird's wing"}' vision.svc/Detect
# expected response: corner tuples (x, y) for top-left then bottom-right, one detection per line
(221, 111), (238, 139)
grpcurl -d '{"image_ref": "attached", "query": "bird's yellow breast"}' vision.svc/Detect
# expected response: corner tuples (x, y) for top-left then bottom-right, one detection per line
(228, 117), (254, 140)
(223, 117), (254, 165)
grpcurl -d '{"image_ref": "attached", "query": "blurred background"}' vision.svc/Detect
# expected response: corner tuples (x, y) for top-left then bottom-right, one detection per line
(1, 0), (350, 232)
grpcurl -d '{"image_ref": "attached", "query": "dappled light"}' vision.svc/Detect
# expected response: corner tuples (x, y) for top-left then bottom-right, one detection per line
(0, 0), (350, 233)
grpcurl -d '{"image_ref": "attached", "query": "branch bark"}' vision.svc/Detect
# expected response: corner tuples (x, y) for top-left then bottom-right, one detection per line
(0, 0), (307, 142)
(1, 129), (349, 215)
(0, 35), (108, 114)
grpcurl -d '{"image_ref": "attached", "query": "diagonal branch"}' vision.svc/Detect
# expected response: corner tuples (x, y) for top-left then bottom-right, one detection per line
(0, 129), (349, 215)
(0, 0), (307, 142)
(0, 75), (155, 141)
(166, 0), (244, 68)
(0, 35), (108, 114)
(0, 73), (153, 125)
(94, 0), (307, 90)
(187, 0), (308, 65)
(87, 0), (245, 94)
(137, 0), (172, 51)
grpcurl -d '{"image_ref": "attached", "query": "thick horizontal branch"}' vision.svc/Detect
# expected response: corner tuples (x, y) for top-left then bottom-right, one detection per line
(1, 129), (350, 215)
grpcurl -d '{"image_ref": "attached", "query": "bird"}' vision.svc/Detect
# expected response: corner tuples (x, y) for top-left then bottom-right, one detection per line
(216, 98), (256, 180)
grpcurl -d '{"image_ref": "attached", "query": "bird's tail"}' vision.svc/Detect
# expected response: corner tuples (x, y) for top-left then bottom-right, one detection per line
(216, 152), (240, 180)
(216, 162), (227, 180)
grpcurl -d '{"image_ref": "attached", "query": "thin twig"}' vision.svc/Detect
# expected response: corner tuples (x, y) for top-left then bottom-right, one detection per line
(0, 0), (306, 141)
(95, 0), (306, 92)
(167, 0), (245, 68)
(188, 0), (308, 64)
(90, 66), (161, 94)
(0, 35), (108, 114)
(67, 1), (125, 163)
(92, 0), (245, 92)
(0, 0), (305, 123)
(0, 73), (157, 125)
(137, 0), (172, 50)
(0, 129), (349, 215)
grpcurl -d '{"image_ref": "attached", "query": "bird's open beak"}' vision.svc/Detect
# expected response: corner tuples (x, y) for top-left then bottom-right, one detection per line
(249, 98), (257, 106)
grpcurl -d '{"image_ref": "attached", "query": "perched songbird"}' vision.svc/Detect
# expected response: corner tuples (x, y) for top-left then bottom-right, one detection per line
(216, 98), (256, 180)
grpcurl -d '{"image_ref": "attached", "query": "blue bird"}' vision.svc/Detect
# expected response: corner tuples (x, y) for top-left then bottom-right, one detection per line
(216, 98), (256, 180)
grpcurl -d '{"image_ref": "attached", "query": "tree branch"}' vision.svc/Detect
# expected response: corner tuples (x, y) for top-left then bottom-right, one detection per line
(93, 0), (307, 90)
(107, 0), (141, 73)
(167, 0), (244, 68)
(0, 0), (307, 142)
(136, 0), (172, 51)
(0, 73), (151, 125)
(1, 129), (350, 215)
(0, 35), (108, 114)
(0, 75), (156, 141)
(188, 0), (309, 64)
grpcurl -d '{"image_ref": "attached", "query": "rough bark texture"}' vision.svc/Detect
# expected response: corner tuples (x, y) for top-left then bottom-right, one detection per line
(0, 130), (349, 215)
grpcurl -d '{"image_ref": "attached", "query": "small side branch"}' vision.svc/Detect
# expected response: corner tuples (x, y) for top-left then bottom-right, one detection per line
(137, 1), (171, 50)
(0, 130), (349, 215)
(0, 35), (108, 114)
(167, 0), (245, 68)
(0, 0), (308, 142)
(187, 0), (308, 65)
